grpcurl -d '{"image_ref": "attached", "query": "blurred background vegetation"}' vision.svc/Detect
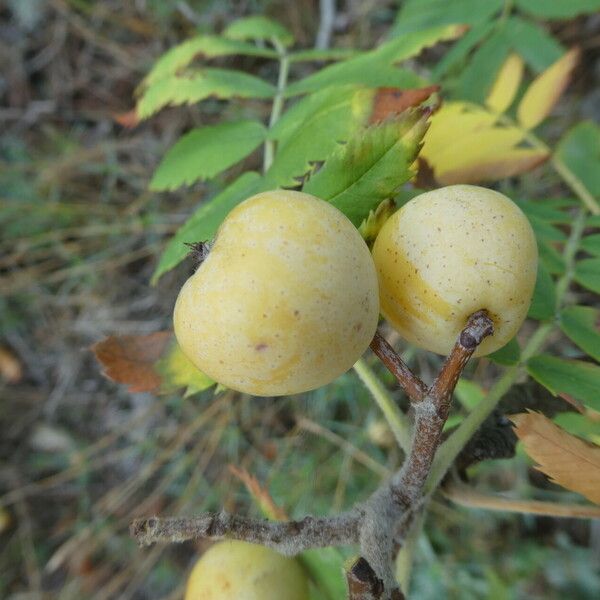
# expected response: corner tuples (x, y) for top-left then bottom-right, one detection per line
(1, 1), (599, 599)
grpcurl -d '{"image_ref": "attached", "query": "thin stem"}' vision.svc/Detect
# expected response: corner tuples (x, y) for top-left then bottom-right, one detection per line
(426, 208), (587, 493)
(263, 37), (289, 173)
(369, 331), (427, 403)
(353, 358), (412, 454)
(131, 511), (359, 554)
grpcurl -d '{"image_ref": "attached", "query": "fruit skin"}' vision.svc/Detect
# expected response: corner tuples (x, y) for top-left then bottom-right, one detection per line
(372, 184), (538, 356)
(174, 190), (379, 396)
(184, 540), (310, 600)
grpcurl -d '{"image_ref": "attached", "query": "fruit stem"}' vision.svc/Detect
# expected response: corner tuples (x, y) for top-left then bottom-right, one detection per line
(353, 358), (412, 454)
(263, 37), (290, 173)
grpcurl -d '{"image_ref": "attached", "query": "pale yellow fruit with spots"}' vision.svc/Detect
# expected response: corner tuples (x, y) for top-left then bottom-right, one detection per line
(372, 185), (537, 356)
(174, 190), (379, 396)
(184, 540), (309, 600)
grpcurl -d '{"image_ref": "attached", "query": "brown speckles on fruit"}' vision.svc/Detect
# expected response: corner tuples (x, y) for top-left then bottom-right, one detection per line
(173, 190), (379, 396)
(372, 184), (538, 356)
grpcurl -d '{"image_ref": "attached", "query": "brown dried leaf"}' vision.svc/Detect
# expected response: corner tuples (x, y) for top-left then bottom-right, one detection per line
(0, 345), (22, 384)
(228, 465), (288, 521)
(113, 109), (140, 128)
(92, 332), (172, 393)
(369, 85), (439, 124)
(511, 411), (600, 505)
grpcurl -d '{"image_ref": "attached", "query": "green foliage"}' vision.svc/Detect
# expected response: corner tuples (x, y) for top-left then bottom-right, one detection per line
(286, 25), (460, 96)
(488, 337), (521, 366)
(137, 68), (275, 119)
(150, 120), (267, 190)
(514, 0), (600, 19)
(223, 15), (294, 46)
(559, 306), (600, 362)
(556, 121), (600, 199)
(527, 355), (600, 412)
(303, 111), (428, 226)
(527, 262), (556, 321)
(264, 87), (373, 188)
(574, 258), (600, 293)
(299, 548), (347, 600)
(152, 172), (263, 282)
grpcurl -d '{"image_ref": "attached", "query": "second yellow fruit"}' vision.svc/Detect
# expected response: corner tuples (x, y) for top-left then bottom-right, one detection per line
(372, 185), (537, 356)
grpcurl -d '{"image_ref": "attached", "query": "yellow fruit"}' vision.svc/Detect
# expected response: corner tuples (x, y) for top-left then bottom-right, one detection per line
(174, 190), (379, 396)
(184, 540), (309, 600)
(372, 185), (537, 356)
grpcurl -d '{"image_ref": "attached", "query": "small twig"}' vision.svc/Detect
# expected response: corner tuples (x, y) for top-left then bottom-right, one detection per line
(369, 332), (427, 403)
(315, 0), (336, 50)
(130, 511), (360, 554)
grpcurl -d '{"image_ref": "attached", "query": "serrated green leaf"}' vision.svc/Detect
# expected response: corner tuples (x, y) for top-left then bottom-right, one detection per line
(432, 21), (496, 79)
(559, 306), (600, 362)
(299, 548), (346, 600)
(155, 340), (214, 396)
(223, 16), (293, 47)
(150, 120), (267, 191)
(528, 261), (556, 320)
(286, 25), (462, 96)
(553, 413), (600, 445)
(141, 35), (278, 88)
(581, 234), (600, 257)
(454, 29), (512, 102)
(538, 239), (565, 274)
(488, 337), (521, 366)
(303, 111), (428, 226)
(556, 121), (600, 201)
(152, 172), (263, 282)
(391, 0), (502, 35)
(358, 199), (396, 246)
(515, 0), (600, 18)
(137, 69), (275, 119)
(505, 17), (564, 73)
(527, 354), (600, 412)
(575, 258), (600, 294)
(264, 87), (373, 188)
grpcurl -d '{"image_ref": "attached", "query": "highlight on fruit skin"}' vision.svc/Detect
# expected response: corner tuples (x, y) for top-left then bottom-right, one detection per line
(173, 190), (380, 396)
(184, 540), (310, 600)
(372, 184), (538, 356)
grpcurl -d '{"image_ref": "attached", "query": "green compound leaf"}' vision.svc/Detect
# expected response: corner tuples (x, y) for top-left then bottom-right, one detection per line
(137, 68), (275, 119)
(156, 339), (214, 397)
(528, 261), (556, 321)
(538, 239), (565, 275)
(581, 234), (600, 257)
(505, 17), (564, 73)
(515, 0), (600, 19)
(454, 29), (512, 102)
(391, 0), (502, 35)
(575, 258), (600, 294)
(288, 48), (359, 63)
(303, 110), (428, 226)
(527, 354), (600, 412)
(150, 120), (267, 191)
(286, 25), (463, 96)
(559, 306), (600, 362)
(141, 35), (277, 88)
(514, 199), (573, 225)
(432, 21), (496, 79)
(488, 337), (521, 366)
(152, 172), (263, 283)
(556, 121), (600, 201)
(265, 86), (373, 188)
(223, 16), (294, 47)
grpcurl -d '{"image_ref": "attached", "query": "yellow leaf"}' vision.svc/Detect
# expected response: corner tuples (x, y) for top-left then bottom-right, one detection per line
(511, 411), (600, 505)
(517, 48), (580, 130)
(486, 53), (524, 114)
(156, 340), (214, 396)
(421, 102), (549, 184)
